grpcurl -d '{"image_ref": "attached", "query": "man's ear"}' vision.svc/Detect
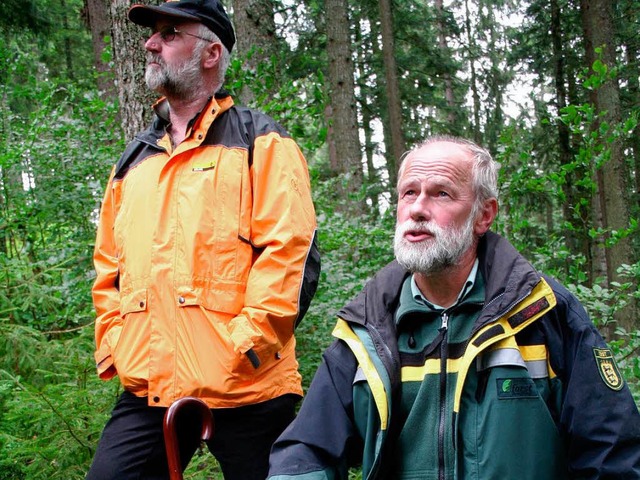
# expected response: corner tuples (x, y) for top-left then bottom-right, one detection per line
(202, 42), (223, 69)
(474, 198), (498, 235)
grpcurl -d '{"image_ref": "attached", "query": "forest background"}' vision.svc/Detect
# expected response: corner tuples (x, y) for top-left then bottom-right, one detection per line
(1, 0), (639, 478)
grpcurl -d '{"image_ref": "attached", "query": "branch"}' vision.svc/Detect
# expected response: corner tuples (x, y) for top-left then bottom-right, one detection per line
(44, 322), (93, 336)
(0, 370), (91, 452)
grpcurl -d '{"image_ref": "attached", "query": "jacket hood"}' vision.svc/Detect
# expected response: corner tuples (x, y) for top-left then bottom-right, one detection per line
(475, 231), (542, 326)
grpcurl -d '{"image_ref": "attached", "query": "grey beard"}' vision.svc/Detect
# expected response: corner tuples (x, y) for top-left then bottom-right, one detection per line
(393, 217), (475, 275)
(145, 52), (203, 100)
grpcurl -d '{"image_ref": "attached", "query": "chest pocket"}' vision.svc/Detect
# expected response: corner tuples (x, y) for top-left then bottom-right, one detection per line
(174, 146), (253, 284)
(475, 337), (556, 403)
(459, 342), (566, 479)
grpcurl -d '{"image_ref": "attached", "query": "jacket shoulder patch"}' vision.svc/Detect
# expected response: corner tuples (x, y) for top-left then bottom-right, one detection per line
(593, 348), (624, 391)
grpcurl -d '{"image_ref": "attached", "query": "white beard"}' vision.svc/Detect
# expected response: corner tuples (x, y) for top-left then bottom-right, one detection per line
(393, 214), (476, 275)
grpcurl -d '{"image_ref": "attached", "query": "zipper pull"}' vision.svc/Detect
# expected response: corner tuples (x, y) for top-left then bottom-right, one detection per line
(440, 313), (449, 332)
(408, 332), (416, 349)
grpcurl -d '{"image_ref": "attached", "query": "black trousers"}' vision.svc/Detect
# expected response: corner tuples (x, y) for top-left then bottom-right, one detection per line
(86, 391), (299, 480)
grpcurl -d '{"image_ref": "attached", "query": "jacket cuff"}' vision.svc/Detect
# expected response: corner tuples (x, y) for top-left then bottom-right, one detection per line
(94, 343), (116, 380)
(228, 316), (257, 354)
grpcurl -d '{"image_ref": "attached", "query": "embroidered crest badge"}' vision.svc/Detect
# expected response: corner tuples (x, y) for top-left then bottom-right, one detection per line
(593, 348), (624, 391)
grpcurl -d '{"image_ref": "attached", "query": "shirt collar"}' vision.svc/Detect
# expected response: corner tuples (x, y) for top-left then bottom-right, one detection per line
(410, 258), (479, 311)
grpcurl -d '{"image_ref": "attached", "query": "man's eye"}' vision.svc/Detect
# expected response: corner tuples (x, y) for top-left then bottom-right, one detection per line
(437, 191), (450, 198)
(159, 27), (177, 41)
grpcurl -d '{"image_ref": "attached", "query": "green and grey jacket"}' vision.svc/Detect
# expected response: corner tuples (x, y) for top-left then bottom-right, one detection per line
(268, 232), (640, 480)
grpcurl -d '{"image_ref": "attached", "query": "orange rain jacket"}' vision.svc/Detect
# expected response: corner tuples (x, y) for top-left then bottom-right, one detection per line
(92, 93), (320, 408)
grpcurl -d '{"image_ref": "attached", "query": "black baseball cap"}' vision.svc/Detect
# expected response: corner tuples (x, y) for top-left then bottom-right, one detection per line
(128, 0), (236, 52)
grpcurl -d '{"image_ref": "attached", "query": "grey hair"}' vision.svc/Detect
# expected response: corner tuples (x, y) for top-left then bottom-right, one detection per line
(195, 24), (232, 93)
(396, 135), (500, 205)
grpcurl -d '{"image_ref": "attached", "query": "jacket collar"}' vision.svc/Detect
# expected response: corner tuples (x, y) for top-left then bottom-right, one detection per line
(475, 231), (543, 328)
(139, 93), (235, 145)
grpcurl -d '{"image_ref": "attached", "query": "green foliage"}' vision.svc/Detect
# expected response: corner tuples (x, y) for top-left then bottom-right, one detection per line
(0, 0), (51, 33)
(0, 15), (122, 475)
(1, 0), (639, 477)
(559, 62), (640, 249)
(225, 50), (327, 155)
(297, 202), (396, 387)
(0, 79), (119, 330)
(0, 325), (116, 480)
(1, 0), (94, 87)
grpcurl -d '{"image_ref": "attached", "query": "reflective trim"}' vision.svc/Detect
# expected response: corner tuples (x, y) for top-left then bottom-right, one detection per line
(478, 348), (526, 371)
(402, 357), (465, 381)
(520, 345), (547, 361)
(525, 359), (549, 379)
(477, 347), (550, 379)
(333, 319), (389, 430)
(453, 278), (556, 413)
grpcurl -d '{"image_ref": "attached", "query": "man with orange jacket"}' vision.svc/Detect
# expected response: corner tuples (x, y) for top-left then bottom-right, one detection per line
(86, 1), (320, 479)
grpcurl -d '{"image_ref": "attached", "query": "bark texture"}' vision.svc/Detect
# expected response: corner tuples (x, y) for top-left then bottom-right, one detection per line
(581, 0), (636, 332)
(231, 0), (277, 105)
(110, 0), (156, 140)
(325, 0), (362, 190)
(378, 0), (404, 186)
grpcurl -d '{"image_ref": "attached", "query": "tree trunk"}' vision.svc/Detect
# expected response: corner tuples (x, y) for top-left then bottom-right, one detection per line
(581, 0), (636, 332)
(551, 0), (592, 279)
(355, 19), (379, 213)
(378, 0), (404, 186)
(484, 6), (504, 154)
(231, 0), (277, 106)
(83, 0), (116, 97)
(464, 0), (481, 144)
(622, 21), (640, 203)
(325, 0), (362, 193)
(435, 0), (455, 126)
(110, 0), (157, 140)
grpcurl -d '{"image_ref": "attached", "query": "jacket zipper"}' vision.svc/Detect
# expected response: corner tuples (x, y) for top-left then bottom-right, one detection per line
(438, 312), (449, 480)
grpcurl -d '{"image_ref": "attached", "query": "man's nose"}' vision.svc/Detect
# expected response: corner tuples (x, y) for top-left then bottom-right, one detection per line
(145, 32), (162, 51)
(409, 193), (431, 222)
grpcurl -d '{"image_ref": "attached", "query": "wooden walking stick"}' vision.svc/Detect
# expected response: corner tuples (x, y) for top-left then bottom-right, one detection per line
(163, 397), (214, 480)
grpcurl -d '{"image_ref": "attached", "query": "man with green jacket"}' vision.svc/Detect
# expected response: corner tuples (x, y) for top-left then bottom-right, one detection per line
(267, 135), (640, 479)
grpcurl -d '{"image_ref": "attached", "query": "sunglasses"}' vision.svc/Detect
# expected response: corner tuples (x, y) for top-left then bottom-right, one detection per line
(149, 26), (214, 44)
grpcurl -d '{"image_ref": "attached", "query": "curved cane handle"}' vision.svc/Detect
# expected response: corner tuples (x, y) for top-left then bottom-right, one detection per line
(163, 397), (214, 480)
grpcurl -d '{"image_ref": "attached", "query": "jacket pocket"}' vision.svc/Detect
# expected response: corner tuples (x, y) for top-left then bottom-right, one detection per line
(112, 288), (149, 373)
(175, 282), (244, 315)
(120, 288), (149, 315)
(459, 361), (566, 479)
(174, 284), (259, 377)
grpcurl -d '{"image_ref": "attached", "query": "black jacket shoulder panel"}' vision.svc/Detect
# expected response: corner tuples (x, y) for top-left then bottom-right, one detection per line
(338, 260), (407, 327)
(203, 105), (292, 162)
(114, 115), (167, 180)
(338, 260), (408, 391)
